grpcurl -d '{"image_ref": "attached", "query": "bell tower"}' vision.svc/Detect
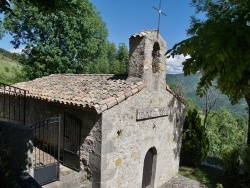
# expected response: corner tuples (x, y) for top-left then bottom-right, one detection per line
(128, 30), (167, 90)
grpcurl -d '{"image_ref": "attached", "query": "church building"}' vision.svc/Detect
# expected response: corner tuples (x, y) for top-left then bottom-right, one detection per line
(0, 30), (185, 188)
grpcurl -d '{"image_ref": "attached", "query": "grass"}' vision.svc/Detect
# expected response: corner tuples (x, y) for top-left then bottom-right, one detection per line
(179, 165), (232, 188)
(0, 54), (22, 83)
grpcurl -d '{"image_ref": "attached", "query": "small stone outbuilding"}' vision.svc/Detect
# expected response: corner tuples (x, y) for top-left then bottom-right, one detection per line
(1, 30), (185, 188)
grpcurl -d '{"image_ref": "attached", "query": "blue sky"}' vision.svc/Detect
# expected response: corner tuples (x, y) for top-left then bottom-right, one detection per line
(0, 0), (197, 74)
(89, 0), (195, 48)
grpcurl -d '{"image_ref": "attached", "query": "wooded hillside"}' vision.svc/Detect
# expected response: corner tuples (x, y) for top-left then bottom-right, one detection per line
(166, 73), (247, 116)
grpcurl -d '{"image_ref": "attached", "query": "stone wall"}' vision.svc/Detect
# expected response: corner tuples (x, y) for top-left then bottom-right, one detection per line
(0, 96), (102, 186)
(0, 121), (33, 177)
(23, 98), (102, 185)
(129, 31), (167, 91)
(101, 87), (185, 188)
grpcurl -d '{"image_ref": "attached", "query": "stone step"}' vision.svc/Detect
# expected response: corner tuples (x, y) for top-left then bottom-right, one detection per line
(42, 165), (91, 188)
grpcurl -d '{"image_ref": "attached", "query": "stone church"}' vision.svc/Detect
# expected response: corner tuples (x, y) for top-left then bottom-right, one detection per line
(1, 30), (185, 188)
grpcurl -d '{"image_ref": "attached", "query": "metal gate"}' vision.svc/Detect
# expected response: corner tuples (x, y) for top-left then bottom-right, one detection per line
(31, 116), (61, 185)
(63, 112), (81, 171)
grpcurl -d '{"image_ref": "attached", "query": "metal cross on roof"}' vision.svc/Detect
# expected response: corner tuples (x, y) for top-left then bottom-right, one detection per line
(153, 0), (167, 38)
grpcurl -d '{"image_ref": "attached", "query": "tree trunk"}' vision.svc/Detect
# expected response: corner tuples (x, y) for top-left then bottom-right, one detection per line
(245, 94), (250, 146)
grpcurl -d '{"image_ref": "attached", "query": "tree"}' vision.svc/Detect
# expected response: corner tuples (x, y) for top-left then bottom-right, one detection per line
(202, 85), (220, 128)
(106, 42), (118, 73)
(168, 0), (250, 145)
(180, 109), (209, 167)
(116, 43), (129, 74)
(206, 108), (247, 156)
(0, 0), (75, 39)
(4, 0), (108, 79)
(0, 0), (74, 14)
(185, 98), (199, 113)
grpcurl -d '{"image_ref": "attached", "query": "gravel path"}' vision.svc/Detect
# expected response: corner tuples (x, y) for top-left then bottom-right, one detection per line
(160, 175), (207, 188)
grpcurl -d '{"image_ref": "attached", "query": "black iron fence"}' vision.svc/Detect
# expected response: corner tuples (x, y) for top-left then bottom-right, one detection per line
(203, 151), (223, 170)
(0, 83), (27, 125)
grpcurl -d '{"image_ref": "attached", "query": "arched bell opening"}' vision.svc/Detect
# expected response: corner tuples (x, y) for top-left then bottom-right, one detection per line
(152, 42), (161, 73)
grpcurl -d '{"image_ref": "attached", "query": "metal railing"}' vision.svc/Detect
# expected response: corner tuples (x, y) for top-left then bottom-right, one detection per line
(0, 83), (27, 125)
(203, 151), (223, 170)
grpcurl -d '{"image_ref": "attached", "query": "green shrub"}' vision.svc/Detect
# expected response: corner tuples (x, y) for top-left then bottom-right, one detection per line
(180, 109), (209, 167)
(216, 183), (223, 188)
(236, 147), (250, 188)
(4, 66), (10, 72)
(222, 148), (241, 177)
(241, 147), (250, 175)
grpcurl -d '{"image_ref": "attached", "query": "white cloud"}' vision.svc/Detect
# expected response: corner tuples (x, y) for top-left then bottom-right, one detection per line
(9, 48), (24, 54)
(166, 54), (190, 74)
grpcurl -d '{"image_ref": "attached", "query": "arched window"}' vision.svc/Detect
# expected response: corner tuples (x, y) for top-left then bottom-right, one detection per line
(152, 42), (160, 73)
(142, 147), (157, 188)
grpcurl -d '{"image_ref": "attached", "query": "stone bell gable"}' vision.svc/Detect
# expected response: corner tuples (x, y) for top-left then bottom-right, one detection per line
(128, 30), (167, 91)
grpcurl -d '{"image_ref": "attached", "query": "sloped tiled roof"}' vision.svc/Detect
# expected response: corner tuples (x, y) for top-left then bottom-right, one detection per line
(12, 74), (146, 114)
(130, 29), (157, 38)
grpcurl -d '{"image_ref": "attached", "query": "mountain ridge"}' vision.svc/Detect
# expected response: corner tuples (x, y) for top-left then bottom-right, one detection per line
(166, 73), (247, 116)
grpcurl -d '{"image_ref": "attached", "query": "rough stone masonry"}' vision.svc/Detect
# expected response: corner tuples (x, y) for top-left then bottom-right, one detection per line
(100, 30), (185, 188)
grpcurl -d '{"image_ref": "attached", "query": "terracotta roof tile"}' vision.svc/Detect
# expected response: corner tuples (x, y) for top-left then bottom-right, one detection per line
(130, 29), (157, 38)
(10, 74), (146, 114)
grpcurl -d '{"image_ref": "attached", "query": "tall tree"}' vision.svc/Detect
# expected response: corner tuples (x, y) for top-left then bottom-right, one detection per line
(181, 109), (209, 167)
(106, 42), (118, 73)
(116, 43), (129, 74)
(168, 0), (250, 145)
(0, 0), (75, 39)
(4, 0), (108, 79)
(202, 85), (220, 128)
(0, 0), (74, 14)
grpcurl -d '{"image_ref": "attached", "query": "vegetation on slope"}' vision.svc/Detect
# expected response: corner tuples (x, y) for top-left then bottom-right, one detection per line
(0, 48), (27, 84)
(167, 73), (247, 117)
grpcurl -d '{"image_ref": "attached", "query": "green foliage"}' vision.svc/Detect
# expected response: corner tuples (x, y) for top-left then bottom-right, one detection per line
(179, 165), (229, 187)
(0, 67), (27, 84)
(4, 66), (9, 72)
(167, 0), (250, 145)
(168, 0), (250, 103)
(185, 98), (199, 113)
(0, 22), (4, 39)
(91, 42), (129, 74)
(222, 148), (241, 177)
(0, 48), (27, 84)
(166, 73), (247, 116)
(181, 109), (209, 167)
(0, 0), (74, 14)
(241, 147), (250, 175)
(216, 183), (223, 188)
(0, 48), (20, 61)
(116, 43), (129, 74)
(206, 108), (247, 155)
(168, 82), (185, 98)
(238, 150), (250, 188)
(4, 0), (109, 79)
